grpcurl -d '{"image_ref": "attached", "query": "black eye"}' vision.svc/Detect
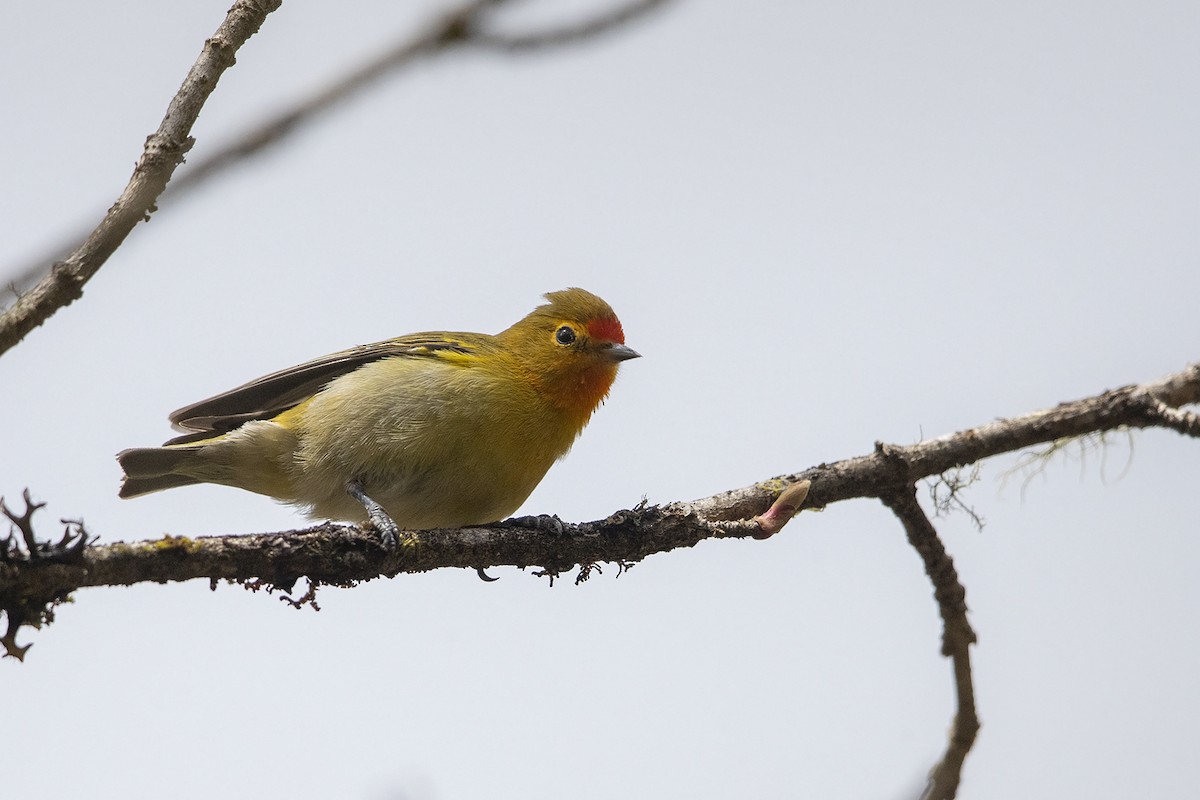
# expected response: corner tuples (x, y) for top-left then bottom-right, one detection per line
(555, 325), (577, 345)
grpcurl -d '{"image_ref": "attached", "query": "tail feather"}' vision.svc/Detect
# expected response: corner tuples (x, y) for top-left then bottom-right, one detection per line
(117, 447), (203, 498)
(119, 473), (202, 498)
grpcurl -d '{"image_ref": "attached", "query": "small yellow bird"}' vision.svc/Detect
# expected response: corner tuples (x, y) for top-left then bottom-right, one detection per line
(118, 288), (638, 543)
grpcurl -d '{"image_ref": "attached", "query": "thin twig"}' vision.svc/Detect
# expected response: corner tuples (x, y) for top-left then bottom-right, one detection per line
(880, 487), (978, 800)
(472, 0), (672, 51)
(158, 0), (505, 201)
(164, 0), (671, 196)
(1, 0), (674, 308)
(0, 0), (283, 357)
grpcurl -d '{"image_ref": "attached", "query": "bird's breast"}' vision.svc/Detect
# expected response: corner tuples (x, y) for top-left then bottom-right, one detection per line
(287, 355), (580, 527)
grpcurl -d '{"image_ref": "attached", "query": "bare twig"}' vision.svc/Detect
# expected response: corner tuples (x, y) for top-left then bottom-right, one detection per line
(157, 0), (504, 201)
(1, 0), (674, 308)
(0, 0), (283, 357)
(880, 487), (978, 800)
(154, 0), (672, 198)
(472, 0), (672, 51)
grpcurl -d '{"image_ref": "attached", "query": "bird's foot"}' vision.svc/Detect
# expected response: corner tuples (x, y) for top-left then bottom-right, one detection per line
(369, 514), (400, 550)
(345, 480), (400, 549)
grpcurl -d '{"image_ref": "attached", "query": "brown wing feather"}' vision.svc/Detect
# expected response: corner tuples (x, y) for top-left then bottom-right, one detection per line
(166, 334), (486, 440)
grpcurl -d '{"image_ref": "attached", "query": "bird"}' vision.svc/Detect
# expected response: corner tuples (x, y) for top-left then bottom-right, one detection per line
(117, 288), (639, 545)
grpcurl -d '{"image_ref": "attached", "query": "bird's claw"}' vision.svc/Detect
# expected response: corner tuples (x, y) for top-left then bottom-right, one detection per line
(346, 479), (400, 549)
(371, 514), (399, 549)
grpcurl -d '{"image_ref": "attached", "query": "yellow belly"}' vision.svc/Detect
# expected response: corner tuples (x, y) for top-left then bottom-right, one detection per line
(268, 355), (580, 527)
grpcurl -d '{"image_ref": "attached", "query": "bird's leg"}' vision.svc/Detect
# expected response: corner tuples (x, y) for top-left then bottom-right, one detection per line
(345, 480), (399, 548)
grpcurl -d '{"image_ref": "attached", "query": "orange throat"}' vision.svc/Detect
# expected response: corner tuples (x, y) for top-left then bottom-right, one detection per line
(548, 363), (618, 429)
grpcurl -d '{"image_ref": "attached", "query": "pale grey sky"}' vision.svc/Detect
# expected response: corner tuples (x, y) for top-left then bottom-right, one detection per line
(3, 1), (1198, 798)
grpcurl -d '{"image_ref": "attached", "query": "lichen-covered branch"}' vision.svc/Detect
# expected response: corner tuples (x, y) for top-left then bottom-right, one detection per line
(0, 0), (282, 356)
(781, 362), (1200, 513)
(2, 361), (1196, 605)
(0, 500), (773, 610)
(1, 362), (1198, 800)
(1, 492), (93, 660)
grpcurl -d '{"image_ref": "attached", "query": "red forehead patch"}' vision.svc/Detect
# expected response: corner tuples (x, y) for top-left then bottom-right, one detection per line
(586, 316), (625, 344)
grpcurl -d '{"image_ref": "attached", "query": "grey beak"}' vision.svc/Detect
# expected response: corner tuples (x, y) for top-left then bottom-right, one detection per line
(604, 343), (641, 362)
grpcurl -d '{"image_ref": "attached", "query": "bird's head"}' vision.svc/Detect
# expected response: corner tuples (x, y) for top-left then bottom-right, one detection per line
(500, 288), (639, 423)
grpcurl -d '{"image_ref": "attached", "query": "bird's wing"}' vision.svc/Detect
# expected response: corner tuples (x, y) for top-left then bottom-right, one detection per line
(164, 333), (491, 443)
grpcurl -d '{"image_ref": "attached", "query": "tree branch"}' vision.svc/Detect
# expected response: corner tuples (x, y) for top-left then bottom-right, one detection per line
(155, 0), (506, 200)
(2, 361), (1196, 601)
(472, 0), (671, 51)
(881, 488), (978, 800)
(1, 0), (674, 310)
(147, 0), (672, 201)
(2, 362), (1197, 800)
(0, 0), (282, 357)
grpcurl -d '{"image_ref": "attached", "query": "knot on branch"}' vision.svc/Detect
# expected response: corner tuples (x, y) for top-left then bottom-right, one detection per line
(874, 440), (920, 490)
(47, 261), (85, 301)
(139, 133), (196, 172)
